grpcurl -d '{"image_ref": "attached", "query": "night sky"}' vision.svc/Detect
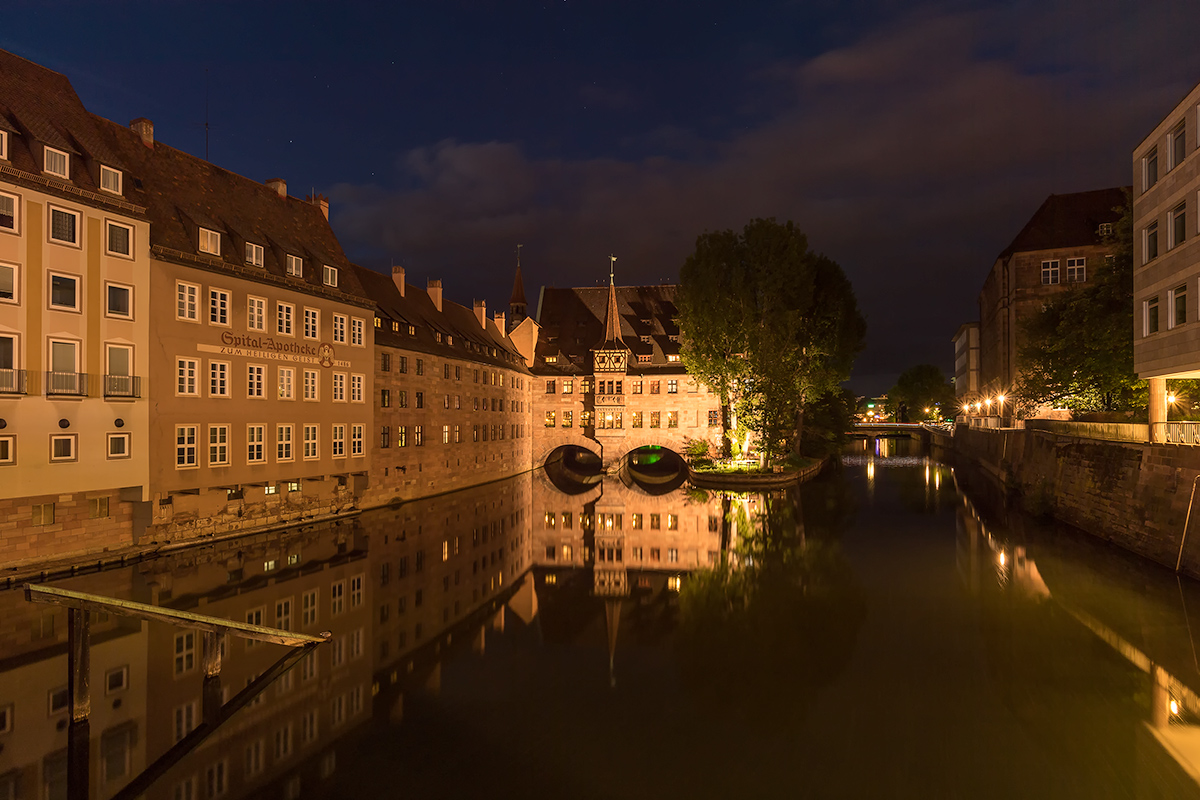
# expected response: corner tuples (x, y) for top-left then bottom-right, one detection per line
(5, 1), (1200, 393)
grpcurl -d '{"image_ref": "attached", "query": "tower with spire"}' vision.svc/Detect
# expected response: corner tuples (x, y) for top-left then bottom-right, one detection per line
(508, 244), (527, 333)
(592, 256), (630, 437)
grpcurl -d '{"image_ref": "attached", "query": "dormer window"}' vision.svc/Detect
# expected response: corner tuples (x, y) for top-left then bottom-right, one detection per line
(44, 147), (69, 179)
(245, 242), (264, 267)
(667, 354), (681, 363)
(640, 335), (650, 343)
(323, 264), (338, 287)
(286, 254), (302, 277)
(199, 228), (221, 255)
(0, 131), (8, 160)
(100, 165), (122, 194)
(435, 332), (443, 344)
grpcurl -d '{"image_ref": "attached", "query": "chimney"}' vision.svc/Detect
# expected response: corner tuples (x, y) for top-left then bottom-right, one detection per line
(474, 299), (487, 328)
(391, 265), (406, 297)
(265, 178), (287, 198)
(129, 118), (154, 148)
(427, 279), (442, 312)
(307, 193), (330, 220)
(493, 311), (507, 334)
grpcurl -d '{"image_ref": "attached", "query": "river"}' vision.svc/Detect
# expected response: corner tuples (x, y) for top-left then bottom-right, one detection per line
(3, 437), (1200, 799)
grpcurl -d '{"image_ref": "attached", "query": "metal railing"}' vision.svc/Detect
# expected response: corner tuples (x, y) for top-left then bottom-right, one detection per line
(45, 371), (87, 396)
(103, 374), (141, 398)
(0, 368), (26, 394)
(1156, 421), (1200, 445)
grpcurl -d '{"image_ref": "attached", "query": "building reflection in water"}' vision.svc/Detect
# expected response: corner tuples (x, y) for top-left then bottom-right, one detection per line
(955, 492), (1200, 797)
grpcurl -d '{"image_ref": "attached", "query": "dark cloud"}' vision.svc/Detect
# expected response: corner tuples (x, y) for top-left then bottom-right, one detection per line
(328, 1), (1200, 393)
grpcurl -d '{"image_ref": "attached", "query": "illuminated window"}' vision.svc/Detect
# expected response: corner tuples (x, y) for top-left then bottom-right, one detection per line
(198, 228), (221, 255)
(245, 242), (264, 267)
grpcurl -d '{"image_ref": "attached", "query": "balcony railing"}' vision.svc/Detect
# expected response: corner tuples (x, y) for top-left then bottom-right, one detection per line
(104, 374), (141, 398)
(0, 368), (27, 394)
(1159, 422), (1200, 445)
(45, 371), (88, 396)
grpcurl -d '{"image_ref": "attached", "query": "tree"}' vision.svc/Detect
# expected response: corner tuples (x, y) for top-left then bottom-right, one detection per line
(888, 364), (956, 422)
(678, 219), (866, 462)
(1015, 193), (1146, 414)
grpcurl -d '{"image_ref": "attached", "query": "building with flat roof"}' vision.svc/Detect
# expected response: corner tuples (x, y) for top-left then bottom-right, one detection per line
(1132, 81), (1200, 441)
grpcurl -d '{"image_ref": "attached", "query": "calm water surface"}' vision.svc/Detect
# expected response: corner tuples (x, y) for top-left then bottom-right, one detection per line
(5, 437), (1200, 799)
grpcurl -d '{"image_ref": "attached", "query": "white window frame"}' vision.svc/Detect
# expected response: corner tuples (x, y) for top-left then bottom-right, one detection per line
(176, 358), (199, 396)
(1145, 222), (1160, 264)
(1171, 283), (1188, 330)
(303, 424), (319, 460)
(277, 424), (294, 462)
(49, 433), (77, 462)
(1170, 121), (1187, 171)
(350, 318), (364, 346)
(1171, 202), (1187, 250)
(286, 254), (303, 277)
(209, 288), (230, 326)
(107, 432), (131, 460)
(47, 205), (79, 247)
(105, 281), (134, 320)
(208, 424), (230, 466)
(0, 130), (7, 160)
(351, 424), (364, 456)
(332, 314), (347, 343)
(351, 374), (364, 402)
(278, 367), (294, 400)
(44, 146), (69, 178)
(176, 425), (198, 468)
(1145, 297), (1161, 337)
(245, 242), (264, 267)
(303, 307), (319, 339)
(247, 425), (266, 463)
(247, 296), (266, 331)
(277, 302), (294, 336)
(323, 264), (338, 287)
(199, 227), (221, 256)
(0, 434), (15, 465)
(48, 271), (80, 312)
(332, 424), (346, 458)
(0, 261), (19, 305)
(303, 370), (319, 401)
(102, 219), (134, 258)
(1065, 257), (1086, 283)
(99, 164), (122, 194)
(0, 189), (18, 234)
(209, 360), (230, 397)
(247, 364), (266, 399)
(1144, 147), (1159, 192)
(332, 372), (346, 402)
(177, 281), (200, 321)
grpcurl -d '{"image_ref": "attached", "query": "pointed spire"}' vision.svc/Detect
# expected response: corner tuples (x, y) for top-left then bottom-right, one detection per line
(600, 255), (625, 348)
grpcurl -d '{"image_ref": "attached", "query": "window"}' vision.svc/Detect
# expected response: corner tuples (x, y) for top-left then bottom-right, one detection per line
(49, 206), (79, 245)
(302, 589), (319, 626)
(205, 761), (227, 798)
(50, 434), (76, 462)
(177, 282), (199, 320)
(708, 409), (720, 427)
(351, 318), (365, 346)
(176, 426), (198, 467)
(350, 574), (364, 607)
(1172, 284), (1188, 329)
(277, 425), (294, 461)
(1146, 296), (1160, 335)
(562, 410), (573, 428)
(398, 425), (407, 447)
(177, 358), (198, 395)
(331, 373), (346, 402)
(304, 370), (319, 400)
(199, 228), (220, 255)
(333, 314), (347, 343)
(400, 356), (408, 373)
(668, 379), (678, 394)
(174, 702), (196, 742)
(545, 410), (556, 427)
(1172, 122), (1187, 170)
(650, 381), (660, 394)
(1172, 202), (1187, 249)
(1099, 222), (1113, 237)
(248, 365), (265, 398)
(303, 425), (319, 459)
(1040, 259), (1059, 285)
(666, 411), (678, 428)
(106, 221), (133, 256)
(276, 598), (293, 631)
(208, 425), (229, 465)
(650, 411), (661, 428)
(1146, 222), (1160, 263)
(1065, 257), (1086, 283)
(286, 254), (303, 277)
(245, 242), (264, 267)
(304, 308), (319, 338)
(209, 289), (229, 325)
(351, 425), (364, 456)
(323, 264), (338, 286)
(106, 282), (133, 318)
(107, 432), (130, 459)
(1145, 146), (1159, 191)
(332, 424), (346, 457)
(580, 410), (592, 427)
(0, 129), (6, 160)
(442, 424), (450, 444)
(381, 425), (391, 448)
(415, 391), (423, 408)
(245, 296), (266, 331)
(278, 302), (294, 335)
(351, 374), (364, 402)
(248, 425), (265, 462)
(398, 390), (408, 408)
(174, 632), (196, 674)
(32, 502), (54, 524)
(44, 146), (68, 178)
(414, 425), (424, 446)
(0, 191), (17, 232)
(49, 272), (79, 310)
(667, 354), (681, 363)
(638, 354), (651, 364)
(278, 367), (294, 399)
(209, 361), (230, 396)
(632, 411), (643, 428)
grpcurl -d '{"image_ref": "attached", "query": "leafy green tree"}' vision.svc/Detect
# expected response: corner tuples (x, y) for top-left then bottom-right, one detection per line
(888, 364), (956, 422)
(679, 219), (866, 462)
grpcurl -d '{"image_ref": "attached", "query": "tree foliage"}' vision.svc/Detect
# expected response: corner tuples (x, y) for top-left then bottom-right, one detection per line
(888, 364), (956, 422)
(678, 219), (866, 461)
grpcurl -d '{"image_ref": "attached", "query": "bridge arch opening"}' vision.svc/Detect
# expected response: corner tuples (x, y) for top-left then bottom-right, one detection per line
(542, 445), (604, 494)
(619, 446), (688, 495)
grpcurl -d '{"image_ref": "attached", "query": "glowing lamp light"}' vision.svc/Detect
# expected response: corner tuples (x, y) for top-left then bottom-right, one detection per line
(985, 398), (992, 408)
(975, 403), (982, 411)
(997, 394), (1005, 403)
(963, 404), (970, 413)
(1172, 699), (1181, 715)
(924, 408), (930, 414)
(1168, 394), (1178, 404)
(999, 552), (1006, 567)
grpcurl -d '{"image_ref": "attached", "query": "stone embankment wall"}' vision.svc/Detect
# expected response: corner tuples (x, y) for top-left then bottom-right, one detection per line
(937, 427), (1200, 576)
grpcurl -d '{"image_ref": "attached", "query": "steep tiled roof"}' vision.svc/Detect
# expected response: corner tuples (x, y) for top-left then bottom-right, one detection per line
(998, 187), (1129, 259)
(352, 265), (528, 371)
(92, 114), (371, 306)
(535, 285), (681, 374)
